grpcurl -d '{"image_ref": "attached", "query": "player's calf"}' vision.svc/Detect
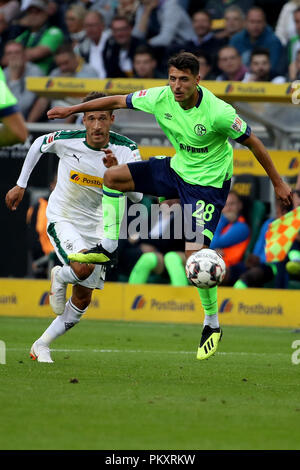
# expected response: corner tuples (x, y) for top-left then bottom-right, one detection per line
(71, 284), (93, 311)
(49, 266), (68, 315)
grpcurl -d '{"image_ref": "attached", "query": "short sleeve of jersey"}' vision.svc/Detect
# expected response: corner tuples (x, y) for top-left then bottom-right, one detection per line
(213, 100), (251, 143)
(0, 67), (18, 116)
(40, 131), (63, 156)
(124, 147), (142, 164)
(126, 87), (166, 114)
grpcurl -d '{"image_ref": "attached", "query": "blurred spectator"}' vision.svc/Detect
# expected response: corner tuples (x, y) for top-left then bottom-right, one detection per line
(0, 65), (28, 146)
(128, 202), (187, 286)
(197, 51), (216, 79)
(27, 43), (98, 123)
(210, 190), (250, 286)
(103, 15), (145, 77)
(234, 199), (294, 289)
(116, 0), (139, 23)
(74, 10), (110, 78)
(289, 49), (300, 81)
(0, 0), (19, 22)
(286, 189), (300, 278)
(85, 0), (116, 27)
(178, 0), (190, 10)
(243, 48), (286, 83)
(133, 45), (164, 78)
(65, 3), (87, 48)
(215, 6), (245, 42)
(205, 0), (254, 19)
(287, 7), (300, 64)
(275, 0), (300, 46)
(128, 248), (187, 285)
(3, 41), (44, 119)
(183, 10), (226, 66)
(216, 46), (248, 81)
(0, 12), (21, 62)
(229, 7), (284, 74)
(14, 0), (64, 74)
(132, 0), (196, 48)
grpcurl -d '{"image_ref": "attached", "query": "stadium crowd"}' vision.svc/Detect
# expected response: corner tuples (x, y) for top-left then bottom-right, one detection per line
(1, 0), (300, 123)
(3, 0), (300, 288)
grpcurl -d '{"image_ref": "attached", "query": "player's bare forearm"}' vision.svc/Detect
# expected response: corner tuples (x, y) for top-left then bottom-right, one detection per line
(243, 133), (281, 185)
(47, 95), (128, 120)
(242, 132), (292, 206)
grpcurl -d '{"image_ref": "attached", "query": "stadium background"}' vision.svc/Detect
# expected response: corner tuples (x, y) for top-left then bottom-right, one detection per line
(1, 0), (300, 328)
(2, 0), (300, 453)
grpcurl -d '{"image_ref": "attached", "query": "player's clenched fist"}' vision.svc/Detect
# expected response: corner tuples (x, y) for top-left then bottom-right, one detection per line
(5, 185), (25, 211)
(274, 180), (293, 208)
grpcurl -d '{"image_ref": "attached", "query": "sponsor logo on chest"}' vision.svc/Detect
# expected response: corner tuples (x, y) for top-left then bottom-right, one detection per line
(180, 143), (208, 153)
(70, 170), (103, 187)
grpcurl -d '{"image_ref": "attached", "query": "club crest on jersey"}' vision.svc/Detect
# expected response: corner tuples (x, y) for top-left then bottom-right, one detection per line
(45, 130), (61, 144)
(70, 171), (103, 187)
(194, 124), (206, 136)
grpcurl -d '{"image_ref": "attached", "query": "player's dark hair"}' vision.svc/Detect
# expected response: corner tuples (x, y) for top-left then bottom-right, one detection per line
(168, 52), (200, 76)
(82, 92), (113, 115)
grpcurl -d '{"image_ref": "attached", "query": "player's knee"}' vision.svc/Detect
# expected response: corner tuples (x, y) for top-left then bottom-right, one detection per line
(71, 262), (95, 280)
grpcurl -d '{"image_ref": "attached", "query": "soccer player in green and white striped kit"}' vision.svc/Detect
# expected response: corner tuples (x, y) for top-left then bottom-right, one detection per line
(48, 52), (292, 360)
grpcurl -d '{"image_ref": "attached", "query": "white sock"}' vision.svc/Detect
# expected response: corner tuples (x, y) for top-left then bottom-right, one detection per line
(57, 265), (80, 284)
(203, 313), (219, 329)
(39, 299), (87, 347)
(101, 238), (118, 253)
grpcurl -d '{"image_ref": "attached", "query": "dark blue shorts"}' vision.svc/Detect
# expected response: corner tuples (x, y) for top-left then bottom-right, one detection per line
(127, 157), (231, 245)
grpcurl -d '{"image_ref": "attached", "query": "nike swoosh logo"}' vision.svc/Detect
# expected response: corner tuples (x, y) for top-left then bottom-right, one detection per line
(72, 154), (80, 162)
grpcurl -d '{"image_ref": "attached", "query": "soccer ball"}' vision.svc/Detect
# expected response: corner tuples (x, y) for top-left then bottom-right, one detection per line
(185, 249), (226, 288)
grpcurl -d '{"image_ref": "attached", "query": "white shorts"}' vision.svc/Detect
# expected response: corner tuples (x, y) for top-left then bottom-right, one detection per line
(47, 220), (105, 290)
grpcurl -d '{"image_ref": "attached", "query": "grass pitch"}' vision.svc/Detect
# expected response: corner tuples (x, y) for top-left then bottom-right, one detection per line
(0, 316), (300, 450)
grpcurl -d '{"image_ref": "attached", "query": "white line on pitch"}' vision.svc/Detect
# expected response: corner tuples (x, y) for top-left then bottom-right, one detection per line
(6, 347), (289, 356)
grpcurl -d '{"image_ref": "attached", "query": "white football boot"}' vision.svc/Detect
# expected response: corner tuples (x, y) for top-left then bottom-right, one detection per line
(30, 340), (54, 363)
(49, 266), (67, 315)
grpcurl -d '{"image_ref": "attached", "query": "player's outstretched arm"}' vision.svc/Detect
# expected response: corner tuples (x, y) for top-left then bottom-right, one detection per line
(47, 95), (128, 120)
(242, 132), (293, 207)
(5, 135), (46, 211)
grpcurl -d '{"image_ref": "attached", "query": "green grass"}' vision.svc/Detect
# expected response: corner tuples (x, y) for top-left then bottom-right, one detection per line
(0, 316), (300, 450)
